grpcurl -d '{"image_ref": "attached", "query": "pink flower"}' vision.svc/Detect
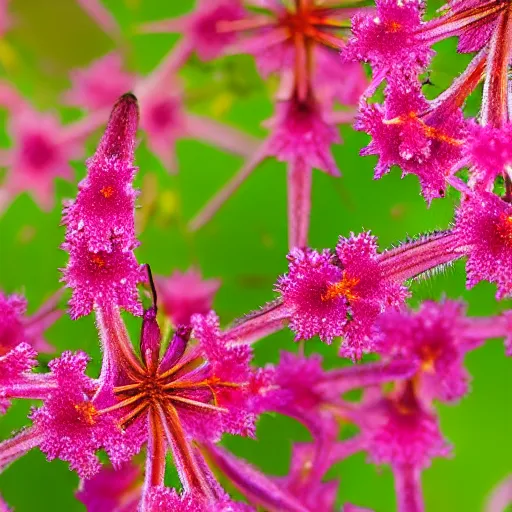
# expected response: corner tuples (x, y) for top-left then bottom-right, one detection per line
(276, 232), (409, 358)
(344, 0), (432, 81)
(190, 95), (346, 249)
(156, 269), (220, 327)
(3, 107), (83, 210)
(61, 93), (144, 319)
(454, 192), (512, 299)
(358, 382), (451, 469)
(226, 0), (366, 103)
(375, 300), (482, 402)
(0, 343), (38, 414)
(146, 487), (253, 512)
(0, 290), (61, 354)
(31, 351), (137, 479)
(466, 122), (512, 190)
(138, 88), (187, 172)
(62, 238), (144, 319)
(356, 76), (466, 202)
(140, 0), (244, 63)
(64, 53), (135, 111)
(76, 462), (142, 512)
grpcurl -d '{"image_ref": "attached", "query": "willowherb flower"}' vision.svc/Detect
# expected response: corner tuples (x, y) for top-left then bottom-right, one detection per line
(225, 229), (466, 358)
(356, 73), (466, 202)
(465, 122), (512, 190)
(354, 381), (451, 512)
(156, 268), (221, 327)
(189, 93), (347, 248)
(139, 0), (245, 64)
(64, 53), (135, 112)
(374, 300), (489, 402)
(61, 93), (145, 319)
(454, 192), (512, 299)
(76, 462), (142, 512)
(0, 290), (61, 354)
(189, 0), (367, 248)
(343, 0), (433, 88)
(28, 351), (140, 479)
(220, 0), (367, 103)
(2, 105), (83, 210)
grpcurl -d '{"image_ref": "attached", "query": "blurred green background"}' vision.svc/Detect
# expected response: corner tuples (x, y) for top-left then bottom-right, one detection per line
(0, 0), (510, 510)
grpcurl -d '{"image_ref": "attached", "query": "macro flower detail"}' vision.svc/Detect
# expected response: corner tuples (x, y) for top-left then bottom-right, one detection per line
(62, 93), (144, 319)
(0, 290), (61, 354)
(64, 53), (135, 112)
(344, 0), (433, 84)
(2, 0), (512, 510)
(454, 192), (512, 298)
(374, 300), (488, 402)
(156, 268), (221, 326)
(2, 104), (83, 210)
(76, 462), (142, 512)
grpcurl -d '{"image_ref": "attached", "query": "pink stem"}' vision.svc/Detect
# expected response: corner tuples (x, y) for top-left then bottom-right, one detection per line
(316, 359), (417, 394)
(184, 114), (261, 158)
(60, 108), (110, 144)
(287, 158), (312, 249)
(1, 375), (57, 401)
(188, 143), (269, 231)
(426, 48), (487, 119)
(378, 231), (465, 282)
(417, 1), (505, 45)
(76, 0), (122, 40)
(394, 465), (425, 512)
(0, 427), (42, 470)
(203, 443), (311, 512)
(485, 475), (512, 512)
(481, 8), (512, 127)
(95, 304), (144, 381)
(138, 15), (191, 35)
(224, 299), (289, 345)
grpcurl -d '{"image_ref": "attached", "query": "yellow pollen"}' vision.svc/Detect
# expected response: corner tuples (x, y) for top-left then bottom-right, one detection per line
(91, 254), (105, 268)
(75, 402), (97, 425)
(384, 112), (463, 146)
(321, 274), (360, 302)
(100, 185), (115, 198)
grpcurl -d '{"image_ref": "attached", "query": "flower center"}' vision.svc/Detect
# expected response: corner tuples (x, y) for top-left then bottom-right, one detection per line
(22, 133), (56, 170)
(75, 402), (98, 425)
(321, 273), (360, 302)
(497, 213), (512, 245)
(90, 253), (106, 268)
(418, 344), (442, 372)
(100, 185), (115, 198)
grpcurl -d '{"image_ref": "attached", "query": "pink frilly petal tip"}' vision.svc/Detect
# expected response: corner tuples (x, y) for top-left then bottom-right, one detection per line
(454, 192), (512, 299)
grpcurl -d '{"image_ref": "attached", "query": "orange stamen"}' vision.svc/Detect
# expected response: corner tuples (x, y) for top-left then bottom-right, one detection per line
(91, 253), (105, 268)
(497, 213), (512, 244)
(321, 273), (360, 302)
(75, 402), (97, 425)
(100, 185), (115, 198)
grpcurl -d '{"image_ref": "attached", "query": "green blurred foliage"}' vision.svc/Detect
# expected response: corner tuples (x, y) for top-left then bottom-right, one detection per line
(0, 1), (510, 511)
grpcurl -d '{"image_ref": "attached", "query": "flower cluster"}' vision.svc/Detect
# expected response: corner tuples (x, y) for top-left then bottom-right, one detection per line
(1, 1), (512, 511)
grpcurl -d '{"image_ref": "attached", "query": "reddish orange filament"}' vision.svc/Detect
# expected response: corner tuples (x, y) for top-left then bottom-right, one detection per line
(384, 112), (463, 146)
